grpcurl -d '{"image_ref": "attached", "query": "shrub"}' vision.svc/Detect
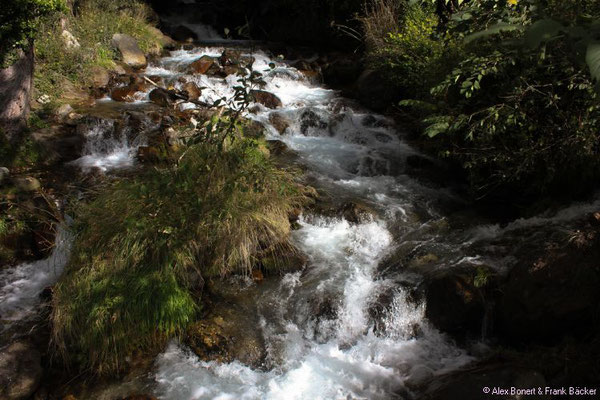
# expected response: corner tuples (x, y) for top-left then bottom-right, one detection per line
(51, 136), (308, 375)
(362, 2), (451, 98)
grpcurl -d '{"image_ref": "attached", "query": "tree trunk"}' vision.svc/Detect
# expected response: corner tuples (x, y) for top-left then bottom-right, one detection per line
(0, 44), (34, 140)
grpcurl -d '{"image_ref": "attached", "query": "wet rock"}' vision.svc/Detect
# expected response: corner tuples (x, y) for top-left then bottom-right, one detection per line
(110, 85), (137, 102)
(423, 365), (547, 400)
(149, 88), (177, 108)
(250, 90), (282, 109)
(0, 341), (43, 400)
(119, 395), (158, 400)
(268, 112), (290, 134)
(223, 65), (245, 76)
(14, 176), (41, 192)
(589, 211), (600, 225)
(251, 269), (264, 283)
(220, 50), (254, 68)
(299, 109), (327, 135)
(189, 55), (219, 75)
(409, 253), (439, 269)
(405, 365), (435, 389)
(423, 266), (491, 341)
(357, 69), (400, 111)
(182, 82), (201, 101)
(259, 248), (307, 273)
(111, 34), (147, 70)
(171, 25), (198, 43)
(496, 229), (600, 344)
(338, 201), (376, 223)
(187, 316), (266, 368)
(220, 49), (241, 65)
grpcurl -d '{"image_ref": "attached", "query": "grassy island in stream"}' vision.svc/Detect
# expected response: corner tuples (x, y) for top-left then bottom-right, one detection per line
(51, 136), (308, 375)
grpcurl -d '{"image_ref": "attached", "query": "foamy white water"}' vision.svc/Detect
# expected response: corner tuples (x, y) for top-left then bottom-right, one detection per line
(70, 116), (148, 172)
(155, 217), (473, 400)
(71, 44), (600, 399)
(0, 228), (71, 325)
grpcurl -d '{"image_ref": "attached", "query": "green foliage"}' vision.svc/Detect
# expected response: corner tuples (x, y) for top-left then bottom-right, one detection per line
(51, 135), (308, 375)
(0, 0), (65, 67)
(365, 2), (452, 96)
(371, 0), (600, 200)
(34, 0), (162, 101)
(0, 133), (48, 168)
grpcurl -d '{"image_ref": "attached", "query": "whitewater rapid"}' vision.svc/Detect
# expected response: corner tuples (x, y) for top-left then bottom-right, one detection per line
(60, 41), (600, 400)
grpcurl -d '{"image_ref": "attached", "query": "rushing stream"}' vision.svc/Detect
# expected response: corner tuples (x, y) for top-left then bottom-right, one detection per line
(2, 27), (600, 400)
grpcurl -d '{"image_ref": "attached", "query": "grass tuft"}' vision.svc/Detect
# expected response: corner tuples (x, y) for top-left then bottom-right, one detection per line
(51, 137), (308, 375)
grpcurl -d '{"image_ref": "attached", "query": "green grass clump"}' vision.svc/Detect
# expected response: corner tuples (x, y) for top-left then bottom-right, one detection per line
(51, 137), (307, 375)
(34, 0), (162, 101)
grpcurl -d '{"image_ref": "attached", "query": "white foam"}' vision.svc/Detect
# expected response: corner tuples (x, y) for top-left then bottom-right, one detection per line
(0, 228), (71, 323)
(154, 217), (473, 399)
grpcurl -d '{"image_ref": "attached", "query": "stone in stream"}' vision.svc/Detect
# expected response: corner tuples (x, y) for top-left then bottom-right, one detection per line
(189, 55), (220, 75)
(422, 265), (493, 342)
(111, 34), (147, 70)
(148, 88), (178, 108)
(181, 81), (201, 101)
(496, 225), (600, 344)
(268, 112), (290, 134)
(250, 90), (282, 109)
(299, 109), (328, 135)
(220, 49), (254, 68)
(0, 341), (43, 400)
(110, 76), (149, 102)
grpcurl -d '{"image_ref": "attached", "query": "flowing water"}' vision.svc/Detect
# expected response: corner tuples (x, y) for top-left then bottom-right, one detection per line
(3, 30), (600, 400)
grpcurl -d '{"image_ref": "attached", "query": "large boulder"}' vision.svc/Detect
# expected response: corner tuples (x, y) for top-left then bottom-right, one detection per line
(422, 266), (493, 341)
(250, 90), (282, 109)
(111, 34), (147, 70)
(0, 341), (43, 400)
(496, 226), (600, 344)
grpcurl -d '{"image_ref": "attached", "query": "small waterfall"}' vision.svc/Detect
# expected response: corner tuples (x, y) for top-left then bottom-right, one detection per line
(70, 116), (149, 172)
